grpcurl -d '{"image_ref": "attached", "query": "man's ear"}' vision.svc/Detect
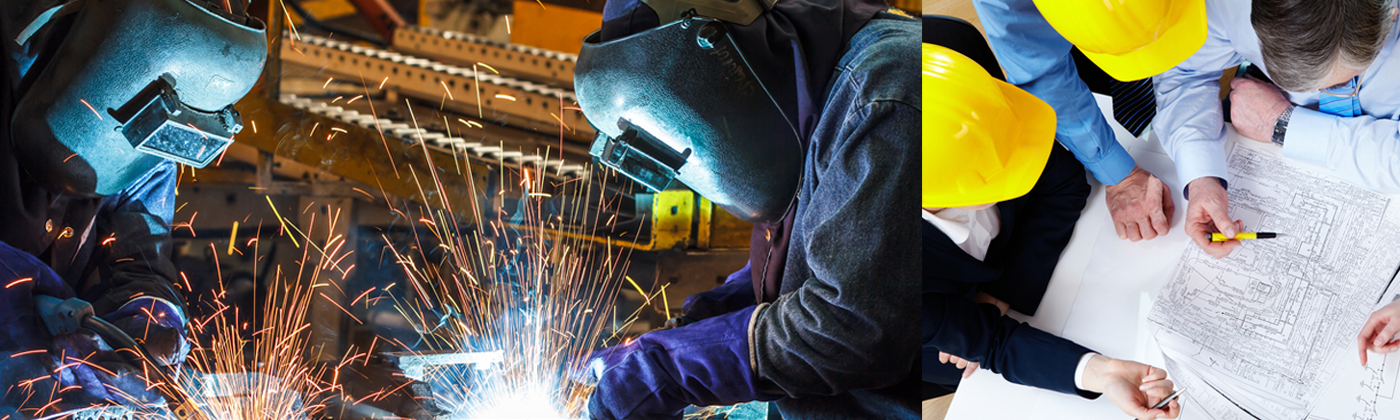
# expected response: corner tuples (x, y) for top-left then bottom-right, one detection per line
(1392, 7), (1398, 21)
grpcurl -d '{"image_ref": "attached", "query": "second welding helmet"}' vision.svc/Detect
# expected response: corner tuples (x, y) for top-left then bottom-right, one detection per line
(923, 43), (1058, 209)
(574, 0), (803, 224)
(10, 0), (267, 197)
(1034, 0), (1206, 82)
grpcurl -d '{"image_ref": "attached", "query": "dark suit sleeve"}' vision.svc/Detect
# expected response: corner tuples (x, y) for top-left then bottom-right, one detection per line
(979, 144), (1091, 315)
(923, 292), (1099, 398)
(86, 161), (188, 320)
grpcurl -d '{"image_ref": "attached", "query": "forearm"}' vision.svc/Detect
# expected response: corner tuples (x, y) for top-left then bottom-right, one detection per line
(972, 0), (1133, 185)
(1152, 0), (1242, 188)
(1282, 109), (1400, 192)
(752, 101), (919, 396)
(924, 293), (1095, 397)
(1155, 66), (1232, 188)
(90, 211), (187, 320)
(86, 161), (187, 320)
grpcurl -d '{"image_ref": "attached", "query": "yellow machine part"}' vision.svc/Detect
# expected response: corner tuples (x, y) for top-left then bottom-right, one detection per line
(508, 0), (602, 55)
(287, 0), (359, 25)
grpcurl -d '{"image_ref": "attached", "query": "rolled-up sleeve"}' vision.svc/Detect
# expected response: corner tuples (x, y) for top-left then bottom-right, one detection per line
(972, 0), (1135, 185)
(1152, 0), (1243, 189)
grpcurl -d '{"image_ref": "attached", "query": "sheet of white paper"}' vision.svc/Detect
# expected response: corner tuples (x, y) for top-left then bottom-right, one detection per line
(1306, 278), (1400, 420)
(1148, 144), (1400, 419)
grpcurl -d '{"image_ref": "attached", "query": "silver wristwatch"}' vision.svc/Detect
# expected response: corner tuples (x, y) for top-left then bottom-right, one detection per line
(1272, 106), (1295, 147)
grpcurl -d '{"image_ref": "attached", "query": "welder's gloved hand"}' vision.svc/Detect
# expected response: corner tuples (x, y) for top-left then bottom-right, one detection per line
(50, 331), (167, 406)
(34, 295), (94, 336)
(667, 263), (756, 329)
(576, 305), (779, 420)
(107, 298), (189, 367)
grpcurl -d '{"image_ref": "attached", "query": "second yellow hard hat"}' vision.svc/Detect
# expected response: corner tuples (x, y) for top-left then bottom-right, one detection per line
(923, 43), (1057, 209)
(1033, 0), (1207, 81)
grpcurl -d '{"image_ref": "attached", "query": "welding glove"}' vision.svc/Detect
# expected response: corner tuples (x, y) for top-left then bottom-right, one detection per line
(0, 240), (163, 408)
(667, 263), (756, 328)
(577, 304), (779, 420)
(107, 297), (190, 367)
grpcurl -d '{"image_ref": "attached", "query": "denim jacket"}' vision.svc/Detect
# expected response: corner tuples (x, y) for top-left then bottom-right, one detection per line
(750, 12), (921, 419)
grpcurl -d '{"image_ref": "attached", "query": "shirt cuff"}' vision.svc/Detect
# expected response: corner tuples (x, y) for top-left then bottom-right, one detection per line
(1171, 139), (1231, 197)
(1074, 352), (1099, 391)
(1080, 140), (1137, 186)
(1281, 107), (1336, 167)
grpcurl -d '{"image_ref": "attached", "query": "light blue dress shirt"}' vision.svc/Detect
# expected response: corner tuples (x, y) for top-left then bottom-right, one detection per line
(971, 0), (1137, 186)
(1156, 0), (1400, 192)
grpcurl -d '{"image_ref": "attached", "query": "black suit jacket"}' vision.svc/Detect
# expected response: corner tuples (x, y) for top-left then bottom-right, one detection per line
(922, 144), (1100, 397)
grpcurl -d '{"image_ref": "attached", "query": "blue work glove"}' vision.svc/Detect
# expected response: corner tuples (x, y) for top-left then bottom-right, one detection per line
(668, 263), (756, 328)
(107, 298), (189, 367)
(575, 305), (778, 420)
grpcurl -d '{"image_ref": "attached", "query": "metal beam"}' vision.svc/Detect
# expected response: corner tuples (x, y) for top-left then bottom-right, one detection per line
(393, 26), (576, 88)
(281, 34), (593, 141)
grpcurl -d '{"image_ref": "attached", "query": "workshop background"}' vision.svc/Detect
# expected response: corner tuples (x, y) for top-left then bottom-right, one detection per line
(106, 0), (931, 419)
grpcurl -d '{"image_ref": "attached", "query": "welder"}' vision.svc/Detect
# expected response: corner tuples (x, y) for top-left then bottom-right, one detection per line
(570, 0), (919, 417)
(0, 0), (266, 415)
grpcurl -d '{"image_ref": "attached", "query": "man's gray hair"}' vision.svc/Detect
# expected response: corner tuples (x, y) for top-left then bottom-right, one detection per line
(1252, 0), (1394, 92)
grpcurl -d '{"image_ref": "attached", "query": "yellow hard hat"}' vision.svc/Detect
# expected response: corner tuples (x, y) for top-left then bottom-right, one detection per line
(923, 43), (1057, 209)
(1033, 0), (1207, 81)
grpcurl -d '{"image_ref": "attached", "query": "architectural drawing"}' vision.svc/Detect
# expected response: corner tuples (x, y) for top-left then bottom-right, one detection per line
(1149, 146), (1400, 415)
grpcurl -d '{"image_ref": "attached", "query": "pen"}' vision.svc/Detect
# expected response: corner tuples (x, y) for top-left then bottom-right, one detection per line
(1206, 232), (1286, 242)
(1150, 386), (1187, 411)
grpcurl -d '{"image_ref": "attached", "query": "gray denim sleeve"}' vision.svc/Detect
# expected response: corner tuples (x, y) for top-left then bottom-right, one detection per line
(752, 99), (920, 396)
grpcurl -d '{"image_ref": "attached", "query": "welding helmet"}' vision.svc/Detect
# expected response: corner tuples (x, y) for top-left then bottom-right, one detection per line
(923, 43), (1057, 209)
(1033, 0), (1206, 81)
(10, 0), (267, 197)
(574, 0), (803, 224)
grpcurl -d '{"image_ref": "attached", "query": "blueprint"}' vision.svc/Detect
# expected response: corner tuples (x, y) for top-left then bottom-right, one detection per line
(1306, 286), (1400, 420)
(1149, 145), (1400, 419)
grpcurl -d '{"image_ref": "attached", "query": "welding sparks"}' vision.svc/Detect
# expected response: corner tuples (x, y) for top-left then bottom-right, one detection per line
(79, 99), (103, 121)
(494, 94), (516, 102)
(374, 107), (642, 418)
(4, 277), (32, 289)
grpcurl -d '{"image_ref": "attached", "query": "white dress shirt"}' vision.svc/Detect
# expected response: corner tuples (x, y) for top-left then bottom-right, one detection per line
(923, 206), (1000, 261)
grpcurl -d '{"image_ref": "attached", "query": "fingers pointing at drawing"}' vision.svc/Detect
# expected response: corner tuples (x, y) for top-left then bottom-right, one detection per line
(1358, 300), (1400, 365)
(1186, 177), (1242, 259)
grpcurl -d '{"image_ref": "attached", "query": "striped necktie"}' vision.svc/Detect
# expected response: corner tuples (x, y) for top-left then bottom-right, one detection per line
(1319, 76), (1361, 117)
(1110, 78), (1156, 137)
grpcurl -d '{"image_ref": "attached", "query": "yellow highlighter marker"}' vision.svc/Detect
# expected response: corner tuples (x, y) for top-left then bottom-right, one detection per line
(1207, 232), (1286, 242)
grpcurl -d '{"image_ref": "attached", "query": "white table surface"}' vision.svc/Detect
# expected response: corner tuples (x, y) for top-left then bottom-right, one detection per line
(941, 96), (1400, 420)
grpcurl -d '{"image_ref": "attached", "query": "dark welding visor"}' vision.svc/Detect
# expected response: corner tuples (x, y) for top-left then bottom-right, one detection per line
(10, 0), (266, 196)
(575, 18), (803, 223)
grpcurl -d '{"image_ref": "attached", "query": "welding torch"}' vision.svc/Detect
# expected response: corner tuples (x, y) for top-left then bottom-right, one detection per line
(35, 296), (199, 418)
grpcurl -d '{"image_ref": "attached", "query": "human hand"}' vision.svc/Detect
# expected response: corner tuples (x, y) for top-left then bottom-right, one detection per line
(1080, 355), (1181, 420)
(938, 351), (980, 379)
(1106, 166), (1175, 241)
(1228, 77), (1292, 142)
(1185, 177), (1244, 259)
(108, 299), (188, 367)
(972, 291), (1009, 316)
(1357, 300), (1400, 365)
